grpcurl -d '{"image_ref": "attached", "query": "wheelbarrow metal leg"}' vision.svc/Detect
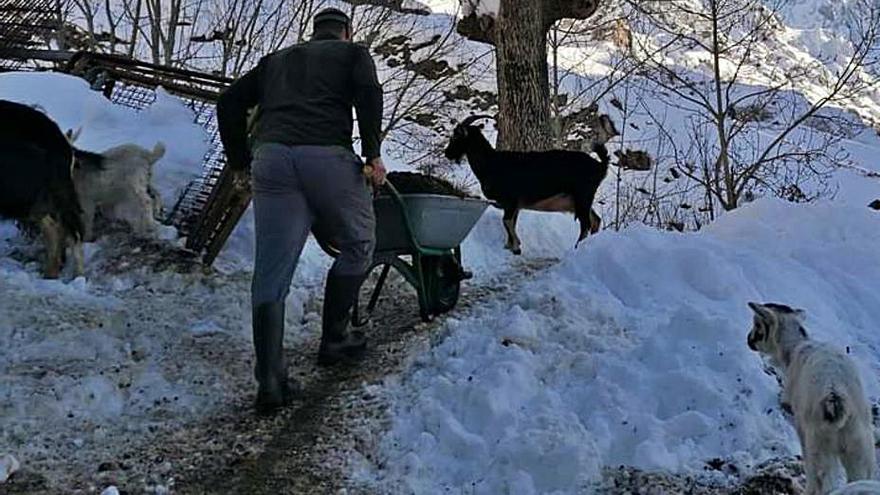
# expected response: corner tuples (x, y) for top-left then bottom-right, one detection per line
(412, 252), (434, 322)
(351, 263), (388, 328)
(352, 294), (367, 328)
(377, 256), (433, 323)
(365, 263), (391, 314)
(453, 247), (472, 280)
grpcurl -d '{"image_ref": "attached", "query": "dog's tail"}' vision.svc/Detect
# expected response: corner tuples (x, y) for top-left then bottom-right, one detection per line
(821, 390), (851, 428)
(147, 142), (166, 164)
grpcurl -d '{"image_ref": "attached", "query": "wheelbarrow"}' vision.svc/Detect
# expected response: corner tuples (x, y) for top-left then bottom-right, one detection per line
(315, 181), (488, 324)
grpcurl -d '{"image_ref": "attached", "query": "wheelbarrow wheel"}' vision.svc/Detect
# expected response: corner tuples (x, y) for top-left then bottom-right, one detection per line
(421, 255), (462, 316)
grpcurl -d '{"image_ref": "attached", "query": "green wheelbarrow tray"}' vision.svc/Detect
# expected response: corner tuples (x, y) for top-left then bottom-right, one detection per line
(315, 181), (489, 324)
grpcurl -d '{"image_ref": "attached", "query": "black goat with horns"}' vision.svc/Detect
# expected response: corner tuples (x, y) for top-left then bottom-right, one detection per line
(445, 114), (614, 254)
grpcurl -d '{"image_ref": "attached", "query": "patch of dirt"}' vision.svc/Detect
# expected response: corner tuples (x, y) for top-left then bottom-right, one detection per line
(373, 33), (457, 80)
(5, 222), (203, 276)
(443, 84), (497, 112)
(167, 258), (558, 495)
(596, 458), (803, 494)
(90, 232), (204, 275)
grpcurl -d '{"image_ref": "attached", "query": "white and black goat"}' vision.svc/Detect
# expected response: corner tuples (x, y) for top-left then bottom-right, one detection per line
(72, 142), (165, 241)
(748, 302), (877, 495)
(445, 115), (614, 254)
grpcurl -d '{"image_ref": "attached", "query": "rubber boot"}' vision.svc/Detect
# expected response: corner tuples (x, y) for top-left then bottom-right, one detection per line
(253, 302), (298, 414)
(317, 273), (367, 366)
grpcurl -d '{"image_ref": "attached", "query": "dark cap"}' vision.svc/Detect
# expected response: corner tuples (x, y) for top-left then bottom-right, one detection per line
(314, 7), (351, 27)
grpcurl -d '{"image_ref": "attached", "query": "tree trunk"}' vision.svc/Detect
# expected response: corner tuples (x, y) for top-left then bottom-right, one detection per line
(127, 0), (143, 58)
(105, 0), (118, 54)
(709, 0), (736, 210)
(496, 0), (553, 151)
(163, 0), (181, 66)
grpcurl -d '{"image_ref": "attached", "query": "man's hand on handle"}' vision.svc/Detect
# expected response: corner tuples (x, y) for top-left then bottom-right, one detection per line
(363, 157), (387, 189)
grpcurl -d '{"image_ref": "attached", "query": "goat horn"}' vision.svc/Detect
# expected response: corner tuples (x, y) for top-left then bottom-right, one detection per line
(458, 114), (496, 127)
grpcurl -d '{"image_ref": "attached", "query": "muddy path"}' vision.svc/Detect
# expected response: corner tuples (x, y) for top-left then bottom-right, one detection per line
(142, 256), (806, 495)
(2, 248), (555, 494)
(167, 258), (558, 495)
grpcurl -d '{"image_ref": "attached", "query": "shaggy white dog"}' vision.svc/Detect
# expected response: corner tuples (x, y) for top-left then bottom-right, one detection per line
(747, 302), (877, 495)
(73, 142), (165, 241)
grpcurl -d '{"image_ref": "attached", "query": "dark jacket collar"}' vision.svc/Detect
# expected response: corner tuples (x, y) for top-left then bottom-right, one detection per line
(312, 32), (344, 41)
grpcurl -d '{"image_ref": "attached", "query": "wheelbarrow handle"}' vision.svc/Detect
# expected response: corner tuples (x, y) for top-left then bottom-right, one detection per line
(381, 179), (402, 198)
(362, 164), (402, 199)
(361, 169), (421, 253)
(362, 164), (397, 190)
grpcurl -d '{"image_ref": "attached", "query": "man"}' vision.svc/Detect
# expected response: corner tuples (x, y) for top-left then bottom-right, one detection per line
(217, 7), (386, 414)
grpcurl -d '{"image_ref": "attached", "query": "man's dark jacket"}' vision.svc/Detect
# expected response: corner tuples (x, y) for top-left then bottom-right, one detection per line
(217, 36), (384, 170)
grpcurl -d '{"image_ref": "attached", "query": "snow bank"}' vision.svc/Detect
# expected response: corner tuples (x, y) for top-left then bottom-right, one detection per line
(462, 210), (582, 277)
(422, 0), (458, 14)
(364, 197), (880, 493)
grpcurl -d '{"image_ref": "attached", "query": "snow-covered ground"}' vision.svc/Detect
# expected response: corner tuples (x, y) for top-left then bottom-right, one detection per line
(358, 192), (880, 493)
(3, 0), (880, 492)
(0, 71), (581, 490)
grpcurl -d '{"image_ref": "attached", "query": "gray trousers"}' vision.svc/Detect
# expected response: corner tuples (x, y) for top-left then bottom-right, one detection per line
(251, 143), (376, 305)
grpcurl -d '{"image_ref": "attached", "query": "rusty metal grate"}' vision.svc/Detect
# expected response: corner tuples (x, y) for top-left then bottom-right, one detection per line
(67, 53), (245, 264)
(0, 0), (59, 71)
(65, 54), (244, 264)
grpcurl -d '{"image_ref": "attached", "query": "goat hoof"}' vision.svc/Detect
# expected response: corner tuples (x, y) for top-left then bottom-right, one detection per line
(512, 248), (522, 256)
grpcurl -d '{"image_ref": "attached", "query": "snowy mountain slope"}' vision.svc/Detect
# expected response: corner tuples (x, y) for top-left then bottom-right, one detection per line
(783, 0), (872, 31)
